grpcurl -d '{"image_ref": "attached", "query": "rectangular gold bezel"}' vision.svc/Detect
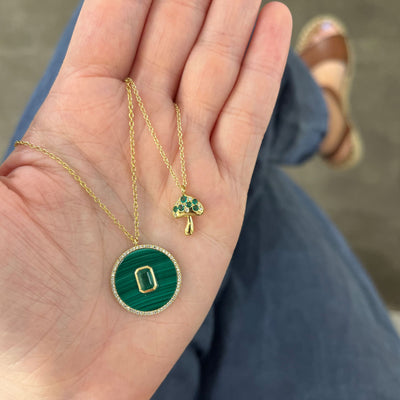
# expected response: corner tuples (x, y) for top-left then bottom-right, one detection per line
(134, 266), (158, 293)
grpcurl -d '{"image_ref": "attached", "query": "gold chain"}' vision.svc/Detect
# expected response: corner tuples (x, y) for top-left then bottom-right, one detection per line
(126, 82), (140, 245)
(125, 78), (187, 194)
(14, 79), (189, 245)
(14, 140), (138, 245)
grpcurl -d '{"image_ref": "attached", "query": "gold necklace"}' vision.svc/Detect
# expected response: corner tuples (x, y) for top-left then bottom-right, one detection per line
(14, 79), (203, 316)
(125, 78), (204, 235)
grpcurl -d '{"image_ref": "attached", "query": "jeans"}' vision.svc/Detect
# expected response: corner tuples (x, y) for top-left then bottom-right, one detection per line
(3, 3), (400, 399)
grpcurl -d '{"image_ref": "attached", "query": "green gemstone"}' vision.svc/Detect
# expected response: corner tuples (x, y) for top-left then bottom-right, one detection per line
(178, 205), (184, 211)
(173, 206), (178, 212)
(186, 201), (192, 208)
(193, 205), (199, 211)
(181, 195), (187, 203)
(135, 266), (157, 293)
(113, 248), (179, 312)
(192, 199), (198, 205)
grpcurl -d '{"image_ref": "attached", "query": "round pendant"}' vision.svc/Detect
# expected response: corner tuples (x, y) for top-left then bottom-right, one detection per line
(111, 244), (181, 315)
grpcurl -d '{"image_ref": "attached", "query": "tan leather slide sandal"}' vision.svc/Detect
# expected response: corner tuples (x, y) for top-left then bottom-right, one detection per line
(296, 16), (363, 170)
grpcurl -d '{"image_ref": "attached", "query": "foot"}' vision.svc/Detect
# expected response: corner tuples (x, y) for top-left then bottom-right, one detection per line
(298, 18), (356, 167)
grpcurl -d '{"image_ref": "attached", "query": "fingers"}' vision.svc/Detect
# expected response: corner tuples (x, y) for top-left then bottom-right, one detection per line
(130, 0), (211, 98)
(176, 0), (262, 137)
(211, 2), (292, 186)
(62, 0), (152, 79)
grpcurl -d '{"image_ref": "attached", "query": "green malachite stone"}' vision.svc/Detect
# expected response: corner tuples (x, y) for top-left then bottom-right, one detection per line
(112, 246), (181, 315)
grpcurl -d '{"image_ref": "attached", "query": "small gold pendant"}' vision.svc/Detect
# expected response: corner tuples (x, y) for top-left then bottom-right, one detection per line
(172, 194), (204, 236)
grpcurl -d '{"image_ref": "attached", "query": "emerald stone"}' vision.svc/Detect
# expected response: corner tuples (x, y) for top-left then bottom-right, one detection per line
(181, 195), (187, 203)
(173, 206), (178, 212)
(113, 247), (180, 313)
(192, 199), (198, 205)
(186, 201), (192, 208)
(135, 266), (157, 293)
(178, 205), (184, 211)
(193, 205), (199, 211)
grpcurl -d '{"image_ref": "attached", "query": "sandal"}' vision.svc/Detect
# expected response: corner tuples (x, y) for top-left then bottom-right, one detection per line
(296, 16), (363, 169)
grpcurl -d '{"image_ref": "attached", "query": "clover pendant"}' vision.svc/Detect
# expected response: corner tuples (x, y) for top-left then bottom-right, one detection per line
(172, 195), (204, 236)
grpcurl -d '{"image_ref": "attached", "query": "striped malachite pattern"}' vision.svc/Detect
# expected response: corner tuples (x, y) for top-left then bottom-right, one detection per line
(111, 245), (181, 315)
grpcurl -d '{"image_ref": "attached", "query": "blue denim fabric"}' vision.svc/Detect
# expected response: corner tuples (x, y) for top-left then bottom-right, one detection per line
(3, 3), (400, 399)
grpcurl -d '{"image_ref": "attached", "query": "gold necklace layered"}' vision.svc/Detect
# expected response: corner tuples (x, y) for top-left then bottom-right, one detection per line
(14, 78), (203, 315)
(125, 78), (204, 236)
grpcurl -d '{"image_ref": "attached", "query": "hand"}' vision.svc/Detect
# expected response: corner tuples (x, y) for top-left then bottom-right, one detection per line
(0, 1), (291, 398)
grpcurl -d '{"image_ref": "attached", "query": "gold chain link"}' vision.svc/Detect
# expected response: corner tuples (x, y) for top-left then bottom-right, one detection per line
(14, 140), (138, 245)
(125, 82), (140, 244)
(125, 78), (187, 194)
(14, 79), (189, 246)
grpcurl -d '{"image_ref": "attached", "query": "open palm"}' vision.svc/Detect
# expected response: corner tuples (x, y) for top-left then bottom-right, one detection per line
(0, 1), (291, 398)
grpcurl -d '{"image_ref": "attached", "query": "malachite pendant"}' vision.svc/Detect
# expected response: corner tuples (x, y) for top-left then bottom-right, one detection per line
(111, 244), (181, 316)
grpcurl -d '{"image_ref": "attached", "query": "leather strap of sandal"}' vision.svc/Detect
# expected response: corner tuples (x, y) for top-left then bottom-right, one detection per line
(320, 86), (352, 160)
(301, 34), (349, 69)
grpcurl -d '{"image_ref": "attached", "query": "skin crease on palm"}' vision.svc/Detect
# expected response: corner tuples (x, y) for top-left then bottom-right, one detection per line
(0, 0), (292, 399)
